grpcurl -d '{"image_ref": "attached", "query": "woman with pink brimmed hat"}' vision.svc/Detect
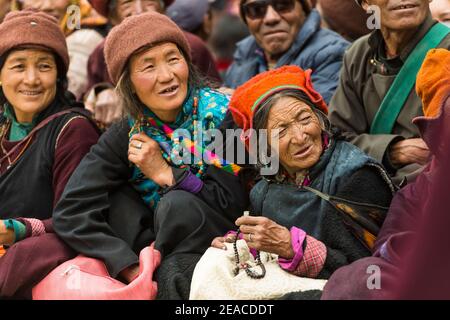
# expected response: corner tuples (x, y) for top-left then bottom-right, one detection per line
(84, 0), (222, 129)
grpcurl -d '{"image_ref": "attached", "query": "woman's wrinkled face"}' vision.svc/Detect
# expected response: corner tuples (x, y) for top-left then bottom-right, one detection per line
(129, 42), (189, 123)
(0, 49), (58, 123)
(266, 96), (323, 175)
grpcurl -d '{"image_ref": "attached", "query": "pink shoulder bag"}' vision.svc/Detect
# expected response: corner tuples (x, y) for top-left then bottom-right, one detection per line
(32, 244), (161, 300)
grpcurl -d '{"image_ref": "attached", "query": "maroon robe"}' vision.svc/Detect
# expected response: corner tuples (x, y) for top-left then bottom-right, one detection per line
(0, 116), (99, 299)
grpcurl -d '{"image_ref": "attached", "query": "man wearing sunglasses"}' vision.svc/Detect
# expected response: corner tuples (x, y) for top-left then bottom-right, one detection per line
(224, 0), (350, 104)
(329, 0), (450, 186)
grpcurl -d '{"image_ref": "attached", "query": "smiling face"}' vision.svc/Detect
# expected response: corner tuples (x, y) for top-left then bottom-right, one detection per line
(243, 0), (306, 64)
(362, 0), (431, 31)
(129, 42), (189, 123)
(266, 96), (323, 175)
(0, 49), (58, 123)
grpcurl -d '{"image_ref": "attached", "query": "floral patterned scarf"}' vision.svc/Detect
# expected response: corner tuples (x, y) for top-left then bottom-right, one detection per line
(128, 87), (230, 210)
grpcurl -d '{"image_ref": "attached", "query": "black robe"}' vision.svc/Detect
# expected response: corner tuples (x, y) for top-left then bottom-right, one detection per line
(53, 116), (250, 278)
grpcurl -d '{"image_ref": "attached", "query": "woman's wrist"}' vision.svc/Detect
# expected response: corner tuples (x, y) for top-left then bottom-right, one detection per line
(278, 227), (307, 272)
(281, 240), (295, 260)
(150, 164), (175, 188)
(277, 227), (295, 259)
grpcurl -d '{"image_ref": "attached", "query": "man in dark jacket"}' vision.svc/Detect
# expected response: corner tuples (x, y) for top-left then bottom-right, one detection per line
(224, 0), (349, 103)
(329, 0), (450, 185)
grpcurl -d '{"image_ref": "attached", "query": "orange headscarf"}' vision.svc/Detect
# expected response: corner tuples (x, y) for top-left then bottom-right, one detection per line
(229, 65), (328, 136)
(416, 48), (450, 119)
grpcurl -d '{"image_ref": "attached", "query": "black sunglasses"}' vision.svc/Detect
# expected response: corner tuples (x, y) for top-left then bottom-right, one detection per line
(243, 0), (296, 20)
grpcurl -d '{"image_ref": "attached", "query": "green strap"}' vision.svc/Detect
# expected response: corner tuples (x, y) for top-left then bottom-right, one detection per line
(370, 23), (450, 134)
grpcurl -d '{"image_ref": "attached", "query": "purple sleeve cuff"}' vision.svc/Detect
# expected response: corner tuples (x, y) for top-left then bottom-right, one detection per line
(278, 227), (307, 272)
(174, 170), (204, 194)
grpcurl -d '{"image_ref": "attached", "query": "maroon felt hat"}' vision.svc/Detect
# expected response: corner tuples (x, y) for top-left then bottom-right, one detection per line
(104, 10), (191, 85)
(0, 10), (69, 73)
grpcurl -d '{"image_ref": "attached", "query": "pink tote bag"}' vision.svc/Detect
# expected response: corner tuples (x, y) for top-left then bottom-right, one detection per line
(32, 244), (161, 300)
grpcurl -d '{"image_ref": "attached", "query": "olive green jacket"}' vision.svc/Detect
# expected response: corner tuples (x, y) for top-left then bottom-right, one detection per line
(329, 14), (450, 185)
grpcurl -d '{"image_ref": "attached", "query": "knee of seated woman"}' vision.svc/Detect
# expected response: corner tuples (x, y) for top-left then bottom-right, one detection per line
(155, 190), (204, 223)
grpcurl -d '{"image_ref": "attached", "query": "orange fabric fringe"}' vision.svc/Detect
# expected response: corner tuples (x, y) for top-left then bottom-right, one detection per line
(416, 49), (450, 119)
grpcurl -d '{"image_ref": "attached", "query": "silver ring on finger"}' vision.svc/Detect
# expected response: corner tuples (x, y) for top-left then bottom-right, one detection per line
(248, 233), (253, 242)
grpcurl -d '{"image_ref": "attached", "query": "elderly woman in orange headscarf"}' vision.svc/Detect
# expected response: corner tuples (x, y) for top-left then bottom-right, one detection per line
(211, 66), (395, 294)
(18, 0), (108, 100)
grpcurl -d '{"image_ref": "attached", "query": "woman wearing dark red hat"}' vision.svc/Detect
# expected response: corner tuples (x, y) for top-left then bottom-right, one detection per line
(19, 0), (108, 100)
(53, 11), (247, 293)
(211, 66), (394, 297)
(84, 0), (221, 129)
(0, 10), (99, 299)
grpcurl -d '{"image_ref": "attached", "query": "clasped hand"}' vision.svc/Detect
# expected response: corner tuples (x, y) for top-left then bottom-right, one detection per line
(211, 216), (294, 259)
(128, 133), (174, 187)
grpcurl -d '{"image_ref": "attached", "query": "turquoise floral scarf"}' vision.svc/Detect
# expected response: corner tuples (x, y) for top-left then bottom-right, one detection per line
(128, 87), (230, 210)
